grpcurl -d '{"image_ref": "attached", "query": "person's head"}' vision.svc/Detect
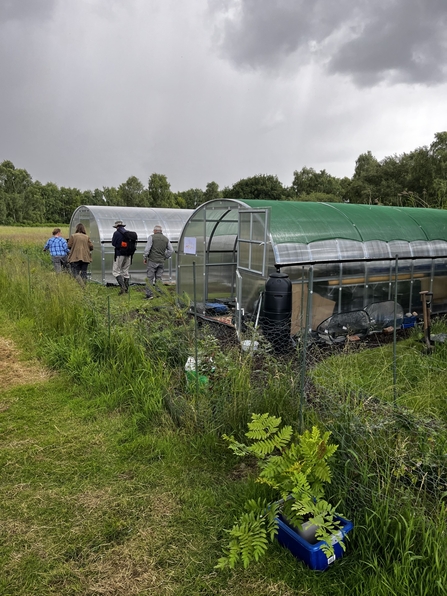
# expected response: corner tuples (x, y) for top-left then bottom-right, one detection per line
(113, 220), (125, 228)
(153, 225), (162, 234)
(52, 228), (61, 236)
(75, 223), (86, 234)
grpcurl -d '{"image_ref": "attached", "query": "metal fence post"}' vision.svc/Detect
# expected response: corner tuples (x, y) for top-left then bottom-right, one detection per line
(393, 255), (398, 406)
(299, 266), (313, 433)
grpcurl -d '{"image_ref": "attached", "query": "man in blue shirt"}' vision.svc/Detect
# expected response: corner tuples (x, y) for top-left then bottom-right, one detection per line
(43, 228), (69, 273)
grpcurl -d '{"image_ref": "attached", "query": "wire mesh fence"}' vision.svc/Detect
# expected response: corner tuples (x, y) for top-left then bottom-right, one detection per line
(5, 243), (447, 528)
(170, 281), (447, 528)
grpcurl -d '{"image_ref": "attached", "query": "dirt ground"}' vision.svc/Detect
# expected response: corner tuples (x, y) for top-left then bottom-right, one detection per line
(0, 337), (52, 407)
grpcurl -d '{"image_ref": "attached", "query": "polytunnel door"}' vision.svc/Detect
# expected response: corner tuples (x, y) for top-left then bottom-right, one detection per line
(235, 270), (243, 336)
(237, 209), (268, 276)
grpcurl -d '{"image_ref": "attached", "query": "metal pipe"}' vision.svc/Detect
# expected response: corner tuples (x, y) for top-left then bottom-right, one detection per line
(420, 291), (433, 351)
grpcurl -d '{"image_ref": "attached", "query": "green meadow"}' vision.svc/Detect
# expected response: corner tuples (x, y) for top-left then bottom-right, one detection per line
(1, 227), (447, 595)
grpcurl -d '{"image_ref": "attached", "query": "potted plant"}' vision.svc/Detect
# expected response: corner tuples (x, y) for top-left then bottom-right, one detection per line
(216, 414), (353, 571)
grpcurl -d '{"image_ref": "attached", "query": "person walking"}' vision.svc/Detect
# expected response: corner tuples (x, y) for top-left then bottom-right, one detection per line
(143, 225), (174, 299)
(111, 220), (131, 295)
(43, 228), (69, 273)
(67, 223), (93, 284)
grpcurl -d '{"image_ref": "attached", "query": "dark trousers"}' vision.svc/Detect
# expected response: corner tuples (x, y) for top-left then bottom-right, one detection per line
(70, 261), (89, 280)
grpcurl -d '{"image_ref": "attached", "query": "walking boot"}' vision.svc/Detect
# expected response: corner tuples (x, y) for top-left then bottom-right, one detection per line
(124, 277), (129, 291)
(116, 275), (127, 295)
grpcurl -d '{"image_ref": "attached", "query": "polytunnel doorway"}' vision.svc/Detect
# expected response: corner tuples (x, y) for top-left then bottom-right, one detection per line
(176, 200), (247, 310)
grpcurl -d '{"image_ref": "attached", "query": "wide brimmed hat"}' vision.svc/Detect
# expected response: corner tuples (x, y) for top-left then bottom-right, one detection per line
(113, 220), (125, 228)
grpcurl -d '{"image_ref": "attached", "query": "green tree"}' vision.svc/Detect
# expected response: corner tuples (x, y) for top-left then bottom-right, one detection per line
(23, 185), (45, 223)
(204, 181), (221, 202)
(59, 187), (84, 223)
(103, 186), (119, 206)
(344, 151), (382, 204)
(118, 176), (148, 207)
(148, 173), (175, 208)
(0, 160), (33, 222)
(177, 188), (204, 209)
(0, 189), (8, 224)
(226, 174), (287, 201)
(430, 132), (447, 208)
(292, 167), (345, 201)
(34, 182), (63, 223)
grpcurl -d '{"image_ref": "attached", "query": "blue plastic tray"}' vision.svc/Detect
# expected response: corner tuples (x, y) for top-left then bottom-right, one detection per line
(205, 302), (229, 314)
(276, 515), (353, 571)
(401, 315), (418, 329)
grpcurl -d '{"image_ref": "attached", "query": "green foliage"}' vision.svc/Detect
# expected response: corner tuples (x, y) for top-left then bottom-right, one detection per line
(118, 175), (148, 207)
(176, 188), (205, 209)
(225, 174), (291, 201)
(218, 415), (343, 568)
(292, 166), (346, 200)
(216, 499), (280, 569)
(148, 172), (175, 207)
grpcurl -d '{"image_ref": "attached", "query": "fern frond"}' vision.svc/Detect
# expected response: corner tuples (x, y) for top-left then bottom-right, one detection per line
(222, 433), (250, 457)
(245, 413), (282, 440)
(218, 418), (342, 570)
(247, 426), (293, 460)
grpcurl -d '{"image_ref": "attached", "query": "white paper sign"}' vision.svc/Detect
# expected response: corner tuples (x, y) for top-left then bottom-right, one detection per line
(184, 237), (197, 255)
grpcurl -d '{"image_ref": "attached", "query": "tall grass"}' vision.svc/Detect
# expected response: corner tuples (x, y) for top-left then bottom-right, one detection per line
(310, 335), (447, 421)
(0, 248), (174, 420)
(2, 238), (447, 594)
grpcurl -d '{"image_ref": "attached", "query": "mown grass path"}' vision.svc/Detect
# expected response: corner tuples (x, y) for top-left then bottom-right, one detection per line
(0, 337), (309, 596)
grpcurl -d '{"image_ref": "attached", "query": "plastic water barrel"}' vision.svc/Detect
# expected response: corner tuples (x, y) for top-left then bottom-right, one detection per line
(261, 272), (292, 351)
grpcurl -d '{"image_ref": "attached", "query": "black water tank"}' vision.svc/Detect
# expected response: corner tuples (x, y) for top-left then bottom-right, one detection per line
(260, 271), (292, 352)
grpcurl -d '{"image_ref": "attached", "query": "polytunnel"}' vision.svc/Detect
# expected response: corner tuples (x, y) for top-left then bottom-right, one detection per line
(176, 199), (447, 336)
(70, 205), (193, 285)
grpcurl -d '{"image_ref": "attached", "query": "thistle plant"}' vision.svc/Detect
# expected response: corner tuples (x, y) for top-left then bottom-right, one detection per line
(217, 414), (343, 569)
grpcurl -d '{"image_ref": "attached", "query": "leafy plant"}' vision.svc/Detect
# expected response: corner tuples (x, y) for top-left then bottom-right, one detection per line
(217, 414), (343, 569)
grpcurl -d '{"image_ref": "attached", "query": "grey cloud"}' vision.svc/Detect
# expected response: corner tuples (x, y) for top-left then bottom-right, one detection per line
(0, 0), (57, 23)
(210, 0), (447, 86)
(210, 0), (351, 70)
(328, 0), (447, 86)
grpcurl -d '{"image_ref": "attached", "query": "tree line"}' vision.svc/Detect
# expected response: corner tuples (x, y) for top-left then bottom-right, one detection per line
(1, 132), (446, 225)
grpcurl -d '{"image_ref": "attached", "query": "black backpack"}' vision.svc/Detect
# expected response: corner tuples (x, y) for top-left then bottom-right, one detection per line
(119, 229), (138, 258)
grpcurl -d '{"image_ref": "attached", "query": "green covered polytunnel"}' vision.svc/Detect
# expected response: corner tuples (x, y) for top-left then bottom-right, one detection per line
(176, 199), (447, 336)
(70, 206), (193, 285)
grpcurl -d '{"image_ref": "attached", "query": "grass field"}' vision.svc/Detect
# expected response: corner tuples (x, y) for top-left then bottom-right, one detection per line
(1, 226), (447, 595)
(0, 225), (69, 246)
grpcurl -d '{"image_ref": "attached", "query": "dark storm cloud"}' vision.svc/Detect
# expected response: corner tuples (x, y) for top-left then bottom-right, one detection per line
(0, 0), (57, 23)
(210, 0), (447, 86)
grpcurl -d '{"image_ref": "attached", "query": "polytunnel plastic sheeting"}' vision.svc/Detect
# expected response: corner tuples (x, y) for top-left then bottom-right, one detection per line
(70, 205), (192, 242)
(241, 201), (444, 244)
(69, 205), (194, 285)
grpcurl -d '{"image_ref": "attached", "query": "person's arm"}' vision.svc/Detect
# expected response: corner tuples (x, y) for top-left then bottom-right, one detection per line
(165, 240), (174, 259)
(143, 236), (153, 261)
(111, 230), (120, 249)
(43, 239), (50, 251)
(88, 238), (93, 251)
(61, 238), (69, 254)
(67, 235), (73, 249)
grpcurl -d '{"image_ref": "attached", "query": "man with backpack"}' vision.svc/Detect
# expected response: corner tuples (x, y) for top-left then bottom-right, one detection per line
(111, 220), (138, 294)
(143, 225), (174, 300)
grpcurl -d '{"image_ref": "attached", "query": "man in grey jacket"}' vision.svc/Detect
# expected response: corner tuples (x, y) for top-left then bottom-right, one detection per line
(143, 225), (174, 299)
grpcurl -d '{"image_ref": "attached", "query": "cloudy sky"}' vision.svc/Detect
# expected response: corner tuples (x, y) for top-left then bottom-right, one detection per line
(1, 0), (447, 192)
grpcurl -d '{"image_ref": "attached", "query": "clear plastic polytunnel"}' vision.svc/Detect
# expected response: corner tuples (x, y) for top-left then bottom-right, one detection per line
(177, 200), (447, 336)
(69, 206), (193, 285)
